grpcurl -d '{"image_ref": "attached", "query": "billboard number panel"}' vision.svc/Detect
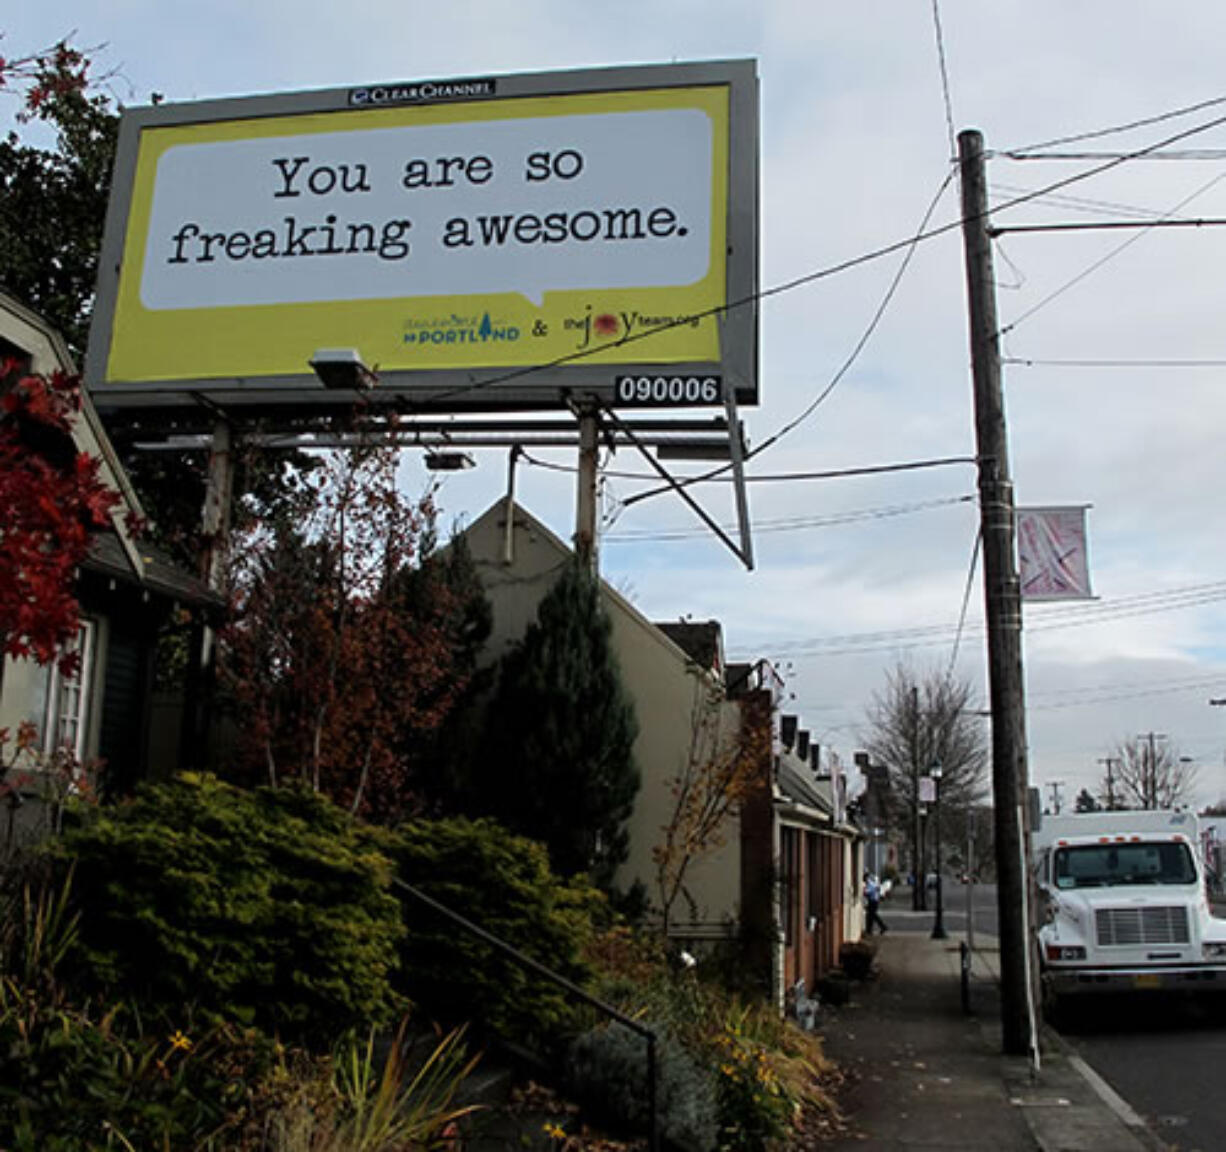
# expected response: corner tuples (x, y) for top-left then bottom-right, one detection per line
(89, 62), (758, 411)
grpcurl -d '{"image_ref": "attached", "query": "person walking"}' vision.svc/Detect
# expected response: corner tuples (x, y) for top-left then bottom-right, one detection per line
(864, 871), (889, 935)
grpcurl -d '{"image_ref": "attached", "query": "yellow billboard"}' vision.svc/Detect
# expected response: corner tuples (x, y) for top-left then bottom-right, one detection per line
(88, 63), (758, 411)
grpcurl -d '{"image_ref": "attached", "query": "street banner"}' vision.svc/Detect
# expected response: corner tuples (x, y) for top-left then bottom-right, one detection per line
(1017, 505), (1094, 601)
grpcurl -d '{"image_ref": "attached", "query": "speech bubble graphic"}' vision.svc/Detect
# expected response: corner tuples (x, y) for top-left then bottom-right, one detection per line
(139, 108), (714, 311)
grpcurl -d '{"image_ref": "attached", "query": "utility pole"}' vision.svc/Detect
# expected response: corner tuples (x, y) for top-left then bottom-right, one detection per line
(912, 685), (925, 912)
(1046, 781), (1064, 816)
(1098, 757), (1119, 810)
(574, 404), (600, 574)
(958, 128), (1036, 1059)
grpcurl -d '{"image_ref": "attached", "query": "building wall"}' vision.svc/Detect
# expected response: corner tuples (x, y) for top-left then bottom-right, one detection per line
(462, 501), (743, 937)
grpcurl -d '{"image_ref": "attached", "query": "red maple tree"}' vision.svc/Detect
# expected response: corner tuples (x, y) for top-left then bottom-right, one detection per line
(0, 363), (119, 672)
(220, 443), (488, 822)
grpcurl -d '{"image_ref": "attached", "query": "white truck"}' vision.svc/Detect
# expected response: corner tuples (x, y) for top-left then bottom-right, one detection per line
(1032, 809), (1226, 1004)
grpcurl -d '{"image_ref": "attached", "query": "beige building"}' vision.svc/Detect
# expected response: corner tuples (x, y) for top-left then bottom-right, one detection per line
(461, 497), (862, 1004)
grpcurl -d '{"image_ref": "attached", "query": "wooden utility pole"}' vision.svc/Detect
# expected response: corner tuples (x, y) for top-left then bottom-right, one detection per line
(575, 405), (600, 574)
(1097, 757), (1119, 809)
(958, 128), (1036, 1058)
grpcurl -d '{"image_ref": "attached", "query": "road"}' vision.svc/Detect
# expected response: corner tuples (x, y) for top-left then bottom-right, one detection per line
(882, 880), (1226, 1152)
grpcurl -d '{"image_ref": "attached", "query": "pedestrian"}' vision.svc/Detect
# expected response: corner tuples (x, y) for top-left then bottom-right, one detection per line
(864, 871), (889, 935)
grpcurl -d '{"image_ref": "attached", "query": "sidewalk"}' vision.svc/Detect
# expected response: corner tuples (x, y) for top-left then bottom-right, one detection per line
(816, 919), (1161, 1151)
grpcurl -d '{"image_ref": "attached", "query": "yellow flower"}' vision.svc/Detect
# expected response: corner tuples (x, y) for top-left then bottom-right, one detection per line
(543, 1120), (567, 1140)
(168, 1030), (193, 1052)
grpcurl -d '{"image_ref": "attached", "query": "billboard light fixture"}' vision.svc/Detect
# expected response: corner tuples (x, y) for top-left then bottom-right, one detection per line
(309, 348), (377, 391)
(424, 450), (476, 471)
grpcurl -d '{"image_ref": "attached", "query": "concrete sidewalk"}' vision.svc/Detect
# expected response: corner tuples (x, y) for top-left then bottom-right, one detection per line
(816, 925), (1161, 1151)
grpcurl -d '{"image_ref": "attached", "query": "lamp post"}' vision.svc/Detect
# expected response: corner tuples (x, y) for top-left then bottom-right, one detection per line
(930, 762), (948, 940)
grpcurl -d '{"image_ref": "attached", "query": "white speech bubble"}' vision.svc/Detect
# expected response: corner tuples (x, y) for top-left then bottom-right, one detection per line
(139, 108), (713, 311)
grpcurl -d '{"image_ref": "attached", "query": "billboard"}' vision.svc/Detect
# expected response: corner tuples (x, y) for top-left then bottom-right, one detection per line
(86, 60), (758, 414)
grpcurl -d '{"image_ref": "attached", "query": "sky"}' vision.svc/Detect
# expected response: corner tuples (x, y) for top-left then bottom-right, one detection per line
(10, 1), (1226, 812)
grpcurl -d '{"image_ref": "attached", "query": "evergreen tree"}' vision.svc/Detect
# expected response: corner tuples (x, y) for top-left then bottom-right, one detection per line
(475, 559), (639, 888)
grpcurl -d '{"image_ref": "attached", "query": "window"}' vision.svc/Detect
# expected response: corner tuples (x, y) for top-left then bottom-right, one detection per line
(1053, 841), (1196, 889)
(35, 620), (97, 759)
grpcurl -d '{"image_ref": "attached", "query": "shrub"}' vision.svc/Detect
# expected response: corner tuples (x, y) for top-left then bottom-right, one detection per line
(53, 775), (405, 1045)
(0, 977), (281, 1152)
(567, 1022), (718, 1150)
(378, 816), (605, 1048)
(583, 931), (840, 1150)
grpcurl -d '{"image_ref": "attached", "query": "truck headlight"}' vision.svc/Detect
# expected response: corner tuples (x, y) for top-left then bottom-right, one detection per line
(1045, 944), (1087, 962)
(1203, 942), (1226, 960)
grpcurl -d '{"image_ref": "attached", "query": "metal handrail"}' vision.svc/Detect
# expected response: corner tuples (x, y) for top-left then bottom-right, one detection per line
(392, 877), (658, 1151)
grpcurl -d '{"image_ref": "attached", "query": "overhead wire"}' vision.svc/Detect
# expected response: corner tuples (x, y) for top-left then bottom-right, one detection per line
(616, 103), (1226, 511)
(731, 579), (1226, 659)
(930, 0), (958, 159)
(423, 101), (1226, 420)
(1004, 93), (1226, 156)
(603, 493), (974, 543)
(1005, 357), (1226, 369)
(998, 168), (1226, 337)
(947, 528), (982, 676)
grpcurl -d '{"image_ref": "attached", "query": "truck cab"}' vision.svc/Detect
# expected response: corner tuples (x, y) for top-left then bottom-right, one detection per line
(1033, 810), (1226, 1001)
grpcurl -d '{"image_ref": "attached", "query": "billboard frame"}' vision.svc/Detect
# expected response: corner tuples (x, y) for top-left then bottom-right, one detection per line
(86, 58), (759, 418)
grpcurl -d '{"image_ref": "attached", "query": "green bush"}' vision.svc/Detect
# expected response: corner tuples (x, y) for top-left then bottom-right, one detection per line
(378, 817), (605, 1047)
(54, 775), (405, 1046)
(0, 977), (280, 1152)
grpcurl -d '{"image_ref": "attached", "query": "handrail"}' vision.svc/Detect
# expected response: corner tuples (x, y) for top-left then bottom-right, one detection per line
(392, 877), (658, 1151)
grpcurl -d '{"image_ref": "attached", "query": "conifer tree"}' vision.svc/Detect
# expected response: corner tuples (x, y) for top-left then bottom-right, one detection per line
(476, 560), (639, 888)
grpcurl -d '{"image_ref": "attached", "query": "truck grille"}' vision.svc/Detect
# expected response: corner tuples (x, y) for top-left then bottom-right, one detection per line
(1095, 905), (1190, 947)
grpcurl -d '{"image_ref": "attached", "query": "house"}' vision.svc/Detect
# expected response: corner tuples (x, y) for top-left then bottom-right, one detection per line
(0, 294), (219, 848)
(459, 497), (862, 1005)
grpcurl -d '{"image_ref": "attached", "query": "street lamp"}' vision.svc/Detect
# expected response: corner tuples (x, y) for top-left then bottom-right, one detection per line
(930, 762), (948, 940)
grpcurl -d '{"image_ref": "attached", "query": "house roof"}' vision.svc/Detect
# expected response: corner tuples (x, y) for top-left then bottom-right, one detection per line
(1, 292), (220, 610)
(85, 531), (224, 608)
(460, 498), (725, 675)
(777, 755), (834, 819)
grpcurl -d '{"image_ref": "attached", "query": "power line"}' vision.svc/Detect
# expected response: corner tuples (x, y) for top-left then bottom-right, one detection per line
(425, 104), (1226, 417)
(1004, 92), (1226, 156)
(618, 106), (1226, 508)
(1005, 357), (1226, 369)
(1002, 149), (1226, 161)
(523, 449), (977, 486)
(731, 579), (1226, 659)
(603, 494), (973, 544)
(947, 528), (982, 676)
(990, 183), (1173, 221)
(998, 169), (1226, 337)
(930, 0), (958, 159)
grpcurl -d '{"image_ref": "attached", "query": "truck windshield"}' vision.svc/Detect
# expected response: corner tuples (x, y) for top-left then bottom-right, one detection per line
(1053, 841), (1197, 889)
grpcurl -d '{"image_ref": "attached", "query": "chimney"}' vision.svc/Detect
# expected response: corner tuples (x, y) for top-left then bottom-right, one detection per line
(780, 714), (797, 751)
(810, 744), (823, 777)
(796, 730), (810, 762)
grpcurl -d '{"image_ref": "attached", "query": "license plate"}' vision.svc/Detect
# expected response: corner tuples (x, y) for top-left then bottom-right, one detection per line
(1133, 973), (1162, 990)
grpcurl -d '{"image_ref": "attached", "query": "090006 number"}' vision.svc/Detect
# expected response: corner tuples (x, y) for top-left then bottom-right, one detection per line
(614, 375), (722, 406)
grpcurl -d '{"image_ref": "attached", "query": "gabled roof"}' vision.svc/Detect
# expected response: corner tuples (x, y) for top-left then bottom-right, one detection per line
(460, 498), (725, 675)
(1, 292), (216, 607)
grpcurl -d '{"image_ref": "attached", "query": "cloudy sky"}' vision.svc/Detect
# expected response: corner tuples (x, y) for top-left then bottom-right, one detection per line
(11, 2), (1226, 810)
